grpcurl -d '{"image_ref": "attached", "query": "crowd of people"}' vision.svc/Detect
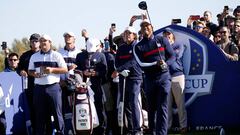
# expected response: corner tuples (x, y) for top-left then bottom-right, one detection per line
(0, 5), (240, 135)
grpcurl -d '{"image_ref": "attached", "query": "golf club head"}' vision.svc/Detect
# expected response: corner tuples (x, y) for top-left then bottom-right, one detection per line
(138, 1), (147, 10)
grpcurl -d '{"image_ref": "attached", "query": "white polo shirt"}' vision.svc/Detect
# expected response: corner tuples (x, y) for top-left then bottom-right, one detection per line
(58, 47), (81, 80)
(28, 50), (67, 85)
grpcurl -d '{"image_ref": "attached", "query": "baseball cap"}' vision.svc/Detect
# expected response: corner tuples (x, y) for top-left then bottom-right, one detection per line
(29, 33), (40, 41)
(86, 38), (101, 52)
(40, 34), (52, 41)
(140, 19), (151, 27)
(124, 26), (136, 33)
(63, 32), (75, 37)
(163, 28), (174, 34)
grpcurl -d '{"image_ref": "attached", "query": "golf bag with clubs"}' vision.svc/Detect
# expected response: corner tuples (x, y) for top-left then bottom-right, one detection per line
(66, 70), (99, 135)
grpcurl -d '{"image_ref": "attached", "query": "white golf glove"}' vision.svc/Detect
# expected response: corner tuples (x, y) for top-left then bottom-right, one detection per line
(119, 70), (130, 77)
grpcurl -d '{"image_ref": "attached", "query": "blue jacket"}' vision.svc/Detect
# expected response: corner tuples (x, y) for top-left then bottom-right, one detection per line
(75, 50), (107, 85)
(115, 40), (142, 80)
(169, 42), (185, 77)
(134, 35), (175, 77)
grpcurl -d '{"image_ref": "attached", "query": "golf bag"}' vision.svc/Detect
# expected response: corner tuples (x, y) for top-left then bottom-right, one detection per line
(67, 70), (99, 135)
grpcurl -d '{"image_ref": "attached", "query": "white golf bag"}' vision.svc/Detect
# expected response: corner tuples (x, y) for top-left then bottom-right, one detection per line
(67, 70), (99, 135)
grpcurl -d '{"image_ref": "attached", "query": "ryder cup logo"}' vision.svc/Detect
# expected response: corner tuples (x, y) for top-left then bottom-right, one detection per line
(176, 28), (215, 107)
(156, 25), (215, 107)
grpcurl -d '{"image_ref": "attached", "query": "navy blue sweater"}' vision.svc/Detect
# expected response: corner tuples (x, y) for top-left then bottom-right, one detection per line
(169, 42), (185, 77)
(75, 50), (107, 85)
(133, 35), (175, 77)
(115, 41), (142, 80)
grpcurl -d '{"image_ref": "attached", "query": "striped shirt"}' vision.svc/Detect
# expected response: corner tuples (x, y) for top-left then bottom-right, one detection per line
(28, 50), (67, 85)
(58, 47), (81, 80)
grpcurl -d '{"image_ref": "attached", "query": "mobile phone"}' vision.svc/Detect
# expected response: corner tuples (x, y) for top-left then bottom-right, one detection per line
(1, 42), (7, 50)
(172, 19), (182, 24)
(224, 6), (229, 10)
(190, 15), (201, 21)
(135, 15), (143, 20)
(111, 23), (116, 28)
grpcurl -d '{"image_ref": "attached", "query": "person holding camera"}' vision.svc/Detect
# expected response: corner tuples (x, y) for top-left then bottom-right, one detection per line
(28, 34), (68, 135)
(75, 38), (107, 135)
(112, 26), (143, 135)
(133, 20), (175, 135)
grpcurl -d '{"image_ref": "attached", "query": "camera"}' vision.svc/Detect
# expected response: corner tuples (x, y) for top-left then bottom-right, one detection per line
(86, 58), (97, 72)
(224, 6), (229, 10)
(1, 41), (7, 50)
(111, 23), (116, 32)
(111, 23), (116, 28)
(138, 1), (147, 10)
(172, 19), (181, 24)
(224, 6), (233, 12)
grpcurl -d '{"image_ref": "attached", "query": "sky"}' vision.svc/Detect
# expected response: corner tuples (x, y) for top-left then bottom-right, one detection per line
(0, 0), (239, 50)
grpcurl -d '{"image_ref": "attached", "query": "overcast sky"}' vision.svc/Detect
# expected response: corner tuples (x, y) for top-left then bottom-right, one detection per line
(0, 0), (239, 49)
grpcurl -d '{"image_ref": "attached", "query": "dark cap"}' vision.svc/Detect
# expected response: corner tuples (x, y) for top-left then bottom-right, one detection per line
(226, 15), (236, 21)
(29, 33), (40, 41)
(234, 6), (240, 15)
(163, 28), (174, 34)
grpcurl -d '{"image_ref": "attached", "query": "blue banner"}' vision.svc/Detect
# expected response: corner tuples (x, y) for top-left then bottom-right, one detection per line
(155, 25), (240, 131)
(0, 72), (29, 135)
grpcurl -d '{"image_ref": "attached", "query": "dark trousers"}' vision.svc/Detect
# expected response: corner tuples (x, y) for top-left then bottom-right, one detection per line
(0, 112), (6, 135)
(91, 84), (105, 135)
(33, 83), (64, 135)
(119, 78), (142, 134)
(144, 73), (171, 135)
(61, 86), (74, 135)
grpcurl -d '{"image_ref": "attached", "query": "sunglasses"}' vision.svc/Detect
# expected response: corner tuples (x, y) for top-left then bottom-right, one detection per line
(9, 59), (18, 62)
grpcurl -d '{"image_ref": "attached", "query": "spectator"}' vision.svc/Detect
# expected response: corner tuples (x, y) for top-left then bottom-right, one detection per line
(213, 31), (222, 47)
(112, 26), (143, 135)
(225, 15), (236, 34)
(233, 6), (240, 19)
(203, 11), (218, 35)
(58, 32), (80, 135)
(101, 38), (119, 135)
(193, 20), (206, 34)
(202, 27), (213, 41)
(4, 53), (19, 72)
(75, 38), (107, 135)
(162, 28), (187, 134)
(219, 26), (239, 61)
(133, 19), (175, 135)
(17, 33), (41, 132)
(28, 34), (68, 135)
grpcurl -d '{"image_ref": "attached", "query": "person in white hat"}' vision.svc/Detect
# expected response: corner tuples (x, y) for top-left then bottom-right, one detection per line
(75, 38), (107, 135)
(112, 26), (143, 135)
(58, 32), (81, 134)
(28, 34), (68, 135)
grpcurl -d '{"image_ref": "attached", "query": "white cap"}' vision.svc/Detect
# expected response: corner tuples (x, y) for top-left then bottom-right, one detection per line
(140, 19), (151, 27)
(86, 38), (101, 52)
(124, 26), (136, 33)
(63, 32), (75, 37)
(40, 34), (52, 41)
